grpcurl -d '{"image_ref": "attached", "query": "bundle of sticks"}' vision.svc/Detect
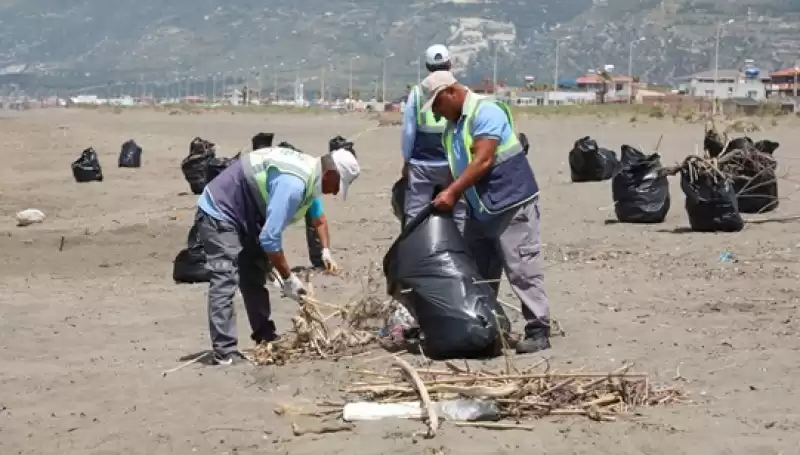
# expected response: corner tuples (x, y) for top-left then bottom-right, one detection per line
(252, 266), (394, 366)
(345, 358), (687, 435)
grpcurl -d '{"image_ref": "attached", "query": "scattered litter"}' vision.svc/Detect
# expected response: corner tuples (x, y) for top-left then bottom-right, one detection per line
(16, 209), (45, 227)
(181, 137), (216, 194)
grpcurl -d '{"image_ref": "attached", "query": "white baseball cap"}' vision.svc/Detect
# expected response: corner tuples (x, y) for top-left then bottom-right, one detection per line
(419, 70), (459, 113)
(330, 148), (360, 199)
(425, 44), (450, 66)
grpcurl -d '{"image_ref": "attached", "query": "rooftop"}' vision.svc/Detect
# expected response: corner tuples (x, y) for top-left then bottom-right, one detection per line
(677, 69), (769, 81)
(770, 67), (800, 77)
(576, 74), (633, 84)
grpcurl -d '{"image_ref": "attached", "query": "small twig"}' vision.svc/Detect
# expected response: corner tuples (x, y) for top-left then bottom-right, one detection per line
(58, 236), (65, 252)
(161, 351), (210, 377)
(291, 421), (353, 436)
(452, 421), (536, 431)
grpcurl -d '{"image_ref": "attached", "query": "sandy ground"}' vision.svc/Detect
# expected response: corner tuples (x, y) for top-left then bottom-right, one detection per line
(2, 107), (800, 455)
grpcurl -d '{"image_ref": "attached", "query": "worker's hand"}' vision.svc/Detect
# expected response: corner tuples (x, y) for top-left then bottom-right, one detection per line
(281, 273), (308, 303)
(432, 188), (459, 212)
(321, 248), (341, 273)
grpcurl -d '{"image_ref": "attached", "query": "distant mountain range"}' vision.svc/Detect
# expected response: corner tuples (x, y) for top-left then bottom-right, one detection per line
(1, 0), (799, 93)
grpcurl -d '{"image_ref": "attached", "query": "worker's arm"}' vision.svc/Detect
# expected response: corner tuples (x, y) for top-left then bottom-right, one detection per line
(259, 176), (306, 279)
(447, 103), (509, 197)
(307, 198), (330, 249)
(400, 89), (417, 164)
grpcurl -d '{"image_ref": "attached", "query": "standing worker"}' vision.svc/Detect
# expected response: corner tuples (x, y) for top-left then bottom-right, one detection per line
(419, 71), (550, 354)
(400, 44), (467, 230)
(196, 145), (360, 365)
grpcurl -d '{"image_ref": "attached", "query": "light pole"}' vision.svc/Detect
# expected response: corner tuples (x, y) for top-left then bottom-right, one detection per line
(273, 62), (283, 101)
(794, 60), (798, 97)
(628, 37), (646, 103)
(554, 36), (572, 92)
(492, 42), (499, 91)
(417, 56), (422, 85)
(713, 18), (735, 115)
(382, 52), (395, 102)
(349, 55), (360, 101)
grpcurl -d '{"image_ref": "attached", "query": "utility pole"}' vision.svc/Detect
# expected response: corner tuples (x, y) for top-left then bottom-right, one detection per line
(553, 36), (571, 92)
(628, 37), (645, 104)
(713, 19), (734, 115)
(794, 59), (798, 97)
(321, 65), (325, 102)
(492, 44), (498, 91)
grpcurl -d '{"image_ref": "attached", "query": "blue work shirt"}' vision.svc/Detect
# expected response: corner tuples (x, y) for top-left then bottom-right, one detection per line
(401, 88), (449, 167)
(198, 169), (323, 252)
(450, 96), (514, 221)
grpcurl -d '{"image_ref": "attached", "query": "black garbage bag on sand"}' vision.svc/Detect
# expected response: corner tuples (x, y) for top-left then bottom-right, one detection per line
(719, 139), (779, 214)
(181, 137), (216, 195)
(72, 147), (103, 182)
(569, 136), (620, 182)
(118, 139), (142, 168)
(205, 156), (236, 184)
(680, 163), (744, 232)
(611, 145), (670, 223)
(173, 223), (210, 284)
(703, 129), (725, 158)
(382, 206), (510, 360)
(329, 135), (357, 157)
(251, 132), (275, 150)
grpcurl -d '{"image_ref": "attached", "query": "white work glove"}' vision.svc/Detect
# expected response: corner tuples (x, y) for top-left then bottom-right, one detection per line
(281, 273), (308, 302)
(321, 248), (340, 273)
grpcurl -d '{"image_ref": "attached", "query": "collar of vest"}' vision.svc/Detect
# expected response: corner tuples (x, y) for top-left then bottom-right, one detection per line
(313, 161), (323, 197)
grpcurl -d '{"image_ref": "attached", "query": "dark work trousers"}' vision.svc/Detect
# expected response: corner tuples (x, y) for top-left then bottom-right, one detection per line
(305, 211), (324, 268)
(196, 210), (276, 356)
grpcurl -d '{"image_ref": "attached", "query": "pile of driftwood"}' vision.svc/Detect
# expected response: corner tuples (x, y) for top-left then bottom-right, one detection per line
(252, 266), (393, 365)
(340, 357), (688, 436)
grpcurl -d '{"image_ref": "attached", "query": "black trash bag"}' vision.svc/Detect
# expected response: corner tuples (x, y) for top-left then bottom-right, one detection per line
(277, 141), (300, 151)
(569, 136), (620, 182)
(72, 147), (103, 182)
(251, 132), (275, 150)
(721, 142), (779, 214)
(205, 156), (234, 184)
(391, 177), (407, 222)
(518, 132), (530, 154)
(724, 136), (753, 154)
(680, 167), (744, 232)
(181, 137), (216, 195)
(173, 223), (210, 284)
(754, 140), (779, 155)
(382, 206), (510, 360)
(329, 135), (357, 157)
(611, 145), (671, 223)
(118, 139), (142, 168)
(703, 129), (725, 158)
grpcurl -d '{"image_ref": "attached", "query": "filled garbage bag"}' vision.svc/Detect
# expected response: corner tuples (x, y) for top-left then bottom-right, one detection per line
(391, 177), (407, 223)
(329, 135), (357, 157)
(181, 137), (216, 195)
(703, 129), (725, 158)
(721, 141), (779, 214)
(680, 167), (744, 232)
(382, 207), (510, 360)
(569, 136), (620, 182)
(72, 147), (103, 182)
(118, 139), (142, 168)
(251, 132), (275, 150)
(205, 156), (234, 184)
(173, 223), (210, 284)
(611, 145), (670, 223)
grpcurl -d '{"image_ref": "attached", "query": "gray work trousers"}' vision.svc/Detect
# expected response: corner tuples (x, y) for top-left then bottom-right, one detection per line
(464, 199), (549, 323)
(196, 210), (275, 356)
(404, 163), (467, 232)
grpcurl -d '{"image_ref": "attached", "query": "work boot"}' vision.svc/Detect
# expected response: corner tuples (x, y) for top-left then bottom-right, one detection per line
(212, 351), (250, 366)
(515, 319), (551, 354)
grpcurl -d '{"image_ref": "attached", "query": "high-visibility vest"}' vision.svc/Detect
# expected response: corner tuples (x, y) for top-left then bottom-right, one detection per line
(241, 146), (318, 223)
(443, 93), (534, 216)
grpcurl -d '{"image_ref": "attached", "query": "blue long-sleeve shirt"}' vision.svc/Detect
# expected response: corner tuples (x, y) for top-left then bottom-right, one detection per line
(198, 168), (323, 252)
(401, 87), (449, 167)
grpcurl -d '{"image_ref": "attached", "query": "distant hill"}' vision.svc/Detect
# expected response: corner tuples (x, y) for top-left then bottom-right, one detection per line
(1, 0), (799, 92)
